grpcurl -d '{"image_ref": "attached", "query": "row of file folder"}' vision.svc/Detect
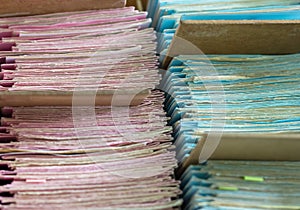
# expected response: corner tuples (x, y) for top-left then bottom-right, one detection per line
(149, 1), (300, 209)
(181, 160), (300, 210)
(161, 53), (300, 164)
(146, 0), (300, 64)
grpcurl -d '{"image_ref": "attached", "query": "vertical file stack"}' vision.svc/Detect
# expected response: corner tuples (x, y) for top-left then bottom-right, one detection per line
(148, 0), (300, 209)
(0, 4), (182, 210)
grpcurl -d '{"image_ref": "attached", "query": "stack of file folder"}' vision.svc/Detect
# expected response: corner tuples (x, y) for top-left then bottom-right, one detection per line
(0, 6), (182, 210)
(149, 1), (300, 209)
(161, 54), (300, 164)
(0, 7), (159, 106)
(0, 93), (182, 209)
(181, 160), (300, 210)
(152, 1), (300, 208)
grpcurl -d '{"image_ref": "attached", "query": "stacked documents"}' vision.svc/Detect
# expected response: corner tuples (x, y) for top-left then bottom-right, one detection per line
(161, 54), (300, 164)
(181, 160), (300, 210)
(0, 7), (159, 94)
(0, 91), (182, 209)
(0, 7), (182, 209)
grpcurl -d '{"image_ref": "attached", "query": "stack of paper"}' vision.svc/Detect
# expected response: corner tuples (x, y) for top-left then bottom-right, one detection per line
(0, 6), (182, 209)
(161, 54), (300, 164)
(146, 0), (300, 63)
(0, 91), (182, 209)
(181, 160), (300, 210)
(0, 7), (159, 105)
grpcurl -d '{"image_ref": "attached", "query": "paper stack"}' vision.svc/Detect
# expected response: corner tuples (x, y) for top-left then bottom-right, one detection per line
(0, 6), (182, 210)
(0, 7), (159, 106)
(161, 54), (300, 164)
(0, 91), (182, 209)
(181, 160), (300, 210)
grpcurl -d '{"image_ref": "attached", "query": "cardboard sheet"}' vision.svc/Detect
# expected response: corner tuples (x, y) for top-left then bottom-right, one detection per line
(179, 133), (300, 174)
(0, 90), (149, 106)
(0, 0), (126, 17)
(163, 20), (300, 68)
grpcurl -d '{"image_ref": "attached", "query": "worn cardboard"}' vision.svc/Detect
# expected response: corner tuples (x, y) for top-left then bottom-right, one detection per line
(163, 20), (300, 68)
(178, 133), (300, 175)
(0, 0), (126, 17)
(0, 90), (149, 106)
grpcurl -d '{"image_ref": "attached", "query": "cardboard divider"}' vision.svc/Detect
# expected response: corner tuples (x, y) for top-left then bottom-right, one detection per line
(178, 133), (300, 175)
(162, 20), (300, 68)
(0, 90), (149, 106)
(0, 0), (126, 17)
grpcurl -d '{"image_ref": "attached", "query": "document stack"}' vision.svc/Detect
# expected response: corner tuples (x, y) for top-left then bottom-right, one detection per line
(0, 6), (182, 210)
(151, 0), (300, 209)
